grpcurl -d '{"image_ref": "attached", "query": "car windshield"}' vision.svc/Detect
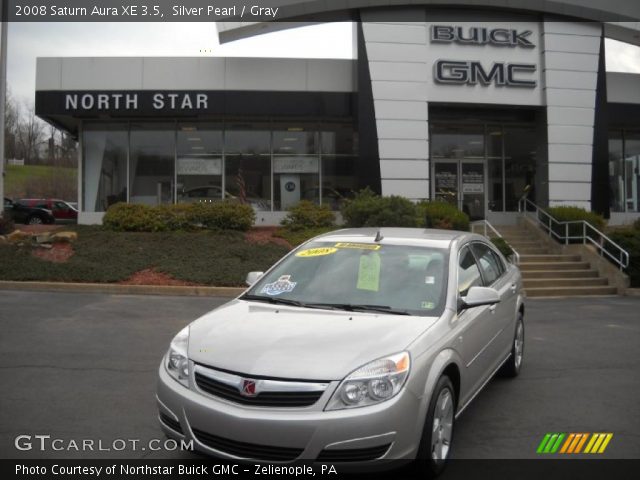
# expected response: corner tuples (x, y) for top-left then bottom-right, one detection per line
(244, 241), (449, 316)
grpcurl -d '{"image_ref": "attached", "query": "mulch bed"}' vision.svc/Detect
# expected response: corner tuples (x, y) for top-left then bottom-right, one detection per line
(244, 227), (291, 249)
(31, 243), (74, 263)
(118, 268), (203, 286)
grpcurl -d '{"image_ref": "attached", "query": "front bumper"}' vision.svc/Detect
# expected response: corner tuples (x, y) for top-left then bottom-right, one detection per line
(157, 362), (423, 463)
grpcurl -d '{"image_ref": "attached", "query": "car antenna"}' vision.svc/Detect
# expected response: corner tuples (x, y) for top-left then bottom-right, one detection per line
(374, 230), (384, 242)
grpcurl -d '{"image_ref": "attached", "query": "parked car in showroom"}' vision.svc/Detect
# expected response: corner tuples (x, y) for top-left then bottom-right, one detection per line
(157, 228), (524, 475)
(178, 186), (271, 212)
(18, 198), (78, 224)
(3, 197), (56, 225)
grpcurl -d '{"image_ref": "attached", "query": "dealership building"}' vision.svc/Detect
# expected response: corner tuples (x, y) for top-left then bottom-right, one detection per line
(34, 1), (640, 225)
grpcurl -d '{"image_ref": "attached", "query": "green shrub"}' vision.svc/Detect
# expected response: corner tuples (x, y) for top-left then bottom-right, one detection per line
(546, 206), (606, 240)
(607, 229), (640, 288)
(188, 201), (255, 231)
(417, 201), (470, 231)
(0, 214), (15, 235)
(103, 201), (255, 232)
(491, 237), (514, 258)
(341, 188), (419, 228)
(103, 203), (167, 232)
(280, 201), (336, 231)
(633, 218), (640, 231)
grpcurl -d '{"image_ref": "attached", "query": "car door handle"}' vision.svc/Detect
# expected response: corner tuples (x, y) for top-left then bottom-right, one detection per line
(510, 283), (517, 292)
(489, 304), (497, 313)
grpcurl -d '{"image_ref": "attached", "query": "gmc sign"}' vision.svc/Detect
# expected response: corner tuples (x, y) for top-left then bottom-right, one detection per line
(434, 60), (537, 88)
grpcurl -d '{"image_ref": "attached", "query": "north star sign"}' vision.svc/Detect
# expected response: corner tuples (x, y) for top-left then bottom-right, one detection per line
(431, 25), (537, 88)
(64, 92), (209, 111)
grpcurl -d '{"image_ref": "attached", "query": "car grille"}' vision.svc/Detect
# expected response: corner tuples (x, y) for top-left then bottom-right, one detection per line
(192, 428), (304, 461)
(159, 413), (183, 434)
(194, 366), (327, 408)
(316, 444), (392, 462)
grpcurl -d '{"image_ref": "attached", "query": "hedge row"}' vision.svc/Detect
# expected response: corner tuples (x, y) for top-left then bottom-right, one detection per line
(340, 188), (470, 231)
(102, 202), (255, 232)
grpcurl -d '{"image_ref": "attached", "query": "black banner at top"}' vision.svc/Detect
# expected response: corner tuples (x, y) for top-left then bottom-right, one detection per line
(3, 0), (640, 22)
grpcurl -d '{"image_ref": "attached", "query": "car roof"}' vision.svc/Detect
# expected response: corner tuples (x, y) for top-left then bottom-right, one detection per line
(311, 227), (483, 249)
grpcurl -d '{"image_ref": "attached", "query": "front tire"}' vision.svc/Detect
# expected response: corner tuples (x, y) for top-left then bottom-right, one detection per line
(27, 215), (44, 225)
(499, 312), (525, 378)
(415, 376), (456, 477)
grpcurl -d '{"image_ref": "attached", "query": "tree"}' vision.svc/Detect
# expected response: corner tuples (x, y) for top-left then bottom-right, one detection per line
(16, 102), (46, 164)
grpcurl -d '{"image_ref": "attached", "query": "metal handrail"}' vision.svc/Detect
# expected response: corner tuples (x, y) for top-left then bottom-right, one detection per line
(518, 198), (629, 270)
(471, 220), (520, 265)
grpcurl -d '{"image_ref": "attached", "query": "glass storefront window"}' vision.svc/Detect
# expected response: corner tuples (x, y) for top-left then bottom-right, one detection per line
(321, 124), (357, 155)
(609, 132), (624, 213)
(611, 130), (640, 212)
(176, 123), (223, 204)
(82, 124), (128, 212)
(129, 123), (175, 206)
(225, 156), (271, 212)
(82, 120), (358, 214)
(431, 125), (484, 159)
(430, 123), (539, 214)
(273, 125), (318, 155)
(625, 132), (640, 212)
(273, 156), (319, 210)
(504, 126), (537, 211)
(322, 156), (357, 210)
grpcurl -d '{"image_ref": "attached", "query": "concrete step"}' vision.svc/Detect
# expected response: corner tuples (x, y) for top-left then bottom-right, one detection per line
(519, 254), (582, 262)
(525, 285), (618, 297)
(523, 277), (609, 288)
(502, 235), (537, 242)
(507, 241), (547, 248)
(519, 261), (591, 271)
(515, 248), (550, 255)
(522, 269), (600, 279)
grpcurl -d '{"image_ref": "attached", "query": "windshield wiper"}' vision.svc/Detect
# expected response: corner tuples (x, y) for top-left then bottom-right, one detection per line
(306, 303), (411, 316)
(240, 294), (306, 307)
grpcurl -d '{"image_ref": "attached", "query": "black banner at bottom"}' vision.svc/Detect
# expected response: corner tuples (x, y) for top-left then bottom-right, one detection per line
(5, 459), (640, 480)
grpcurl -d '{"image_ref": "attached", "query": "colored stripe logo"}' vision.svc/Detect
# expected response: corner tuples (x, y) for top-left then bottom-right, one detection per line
(537, 433), (613, 454)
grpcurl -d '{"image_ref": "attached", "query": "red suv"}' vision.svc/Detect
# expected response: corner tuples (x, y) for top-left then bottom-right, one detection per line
(18, 199), (78, 224)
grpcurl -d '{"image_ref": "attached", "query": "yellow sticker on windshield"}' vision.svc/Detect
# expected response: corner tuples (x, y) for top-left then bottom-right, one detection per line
(357, 252), (381, 292)
(296, 247), (338, 258)
(335, 242), (381, 251)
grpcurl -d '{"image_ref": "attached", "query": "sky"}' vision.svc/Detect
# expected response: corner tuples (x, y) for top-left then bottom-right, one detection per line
(6, 22), (640, 104)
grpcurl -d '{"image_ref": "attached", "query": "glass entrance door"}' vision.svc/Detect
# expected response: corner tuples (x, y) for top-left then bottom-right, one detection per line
(432, 160), (486, 220)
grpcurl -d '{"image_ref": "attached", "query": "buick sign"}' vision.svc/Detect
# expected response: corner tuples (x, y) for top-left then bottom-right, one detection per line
(431, 25), (535, 48)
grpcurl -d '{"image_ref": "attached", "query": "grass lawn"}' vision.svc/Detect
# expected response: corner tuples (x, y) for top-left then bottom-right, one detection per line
(4, 164), (77, 198)
(0, 226), (289, 286)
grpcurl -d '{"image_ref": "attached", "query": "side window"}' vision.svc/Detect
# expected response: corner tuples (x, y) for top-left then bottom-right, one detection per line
(471, 243), (504, 286)
(458, 246), (483, 296)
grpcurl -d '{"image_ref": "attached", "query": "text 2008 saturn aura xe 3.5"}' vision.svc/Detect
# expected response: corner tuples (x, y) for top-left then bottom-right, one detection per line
(157, 228), (524, 475)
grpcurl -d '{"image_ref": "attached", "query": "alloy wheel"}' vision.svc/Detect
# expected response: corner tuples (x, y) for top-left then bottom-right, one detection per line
(431, 387), (454, 461)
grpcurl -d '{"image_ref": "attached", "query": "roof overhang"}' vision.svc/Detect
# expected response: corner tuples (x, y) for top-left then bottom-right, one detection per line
(216, 0), (640, 47)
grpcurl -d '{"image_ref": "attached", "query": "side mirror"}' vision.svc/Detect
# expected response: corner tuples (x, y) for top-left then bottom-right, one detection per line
(245, 271), (264, 286)
(460, 286), (500, 310)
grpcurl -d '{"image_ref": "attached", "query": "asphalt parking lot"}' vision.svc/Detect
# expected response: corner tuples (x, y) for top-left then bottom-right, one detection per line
(0, 291), (639, 461)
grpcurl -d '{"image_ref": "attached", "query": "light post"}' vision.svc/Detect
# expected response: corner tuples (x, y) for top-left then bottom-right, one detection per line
(0, 1), (7, 214)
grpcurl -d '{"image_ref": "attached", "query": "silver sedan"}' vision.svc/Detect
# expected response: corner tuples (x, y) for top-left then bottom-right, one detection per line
(157, 228), (525, 475)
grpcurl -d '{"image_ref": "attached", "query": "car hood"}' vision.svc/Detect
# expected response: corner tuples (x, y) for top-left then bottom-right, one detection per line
(187, 300), (439, 381)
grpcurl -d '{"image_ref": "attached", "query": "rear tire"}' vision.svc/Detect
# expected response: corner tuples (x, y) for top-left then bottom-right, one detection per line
(414, 376), (456, 478)
(27, 215), (44, 225)
(499, 312), (524, 378)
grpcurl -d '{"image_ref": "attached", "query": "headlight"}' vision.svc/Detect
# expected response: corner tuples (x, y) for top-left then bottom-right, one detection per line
(165, 326), (190, 387)
(325, 352), (410, 410)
